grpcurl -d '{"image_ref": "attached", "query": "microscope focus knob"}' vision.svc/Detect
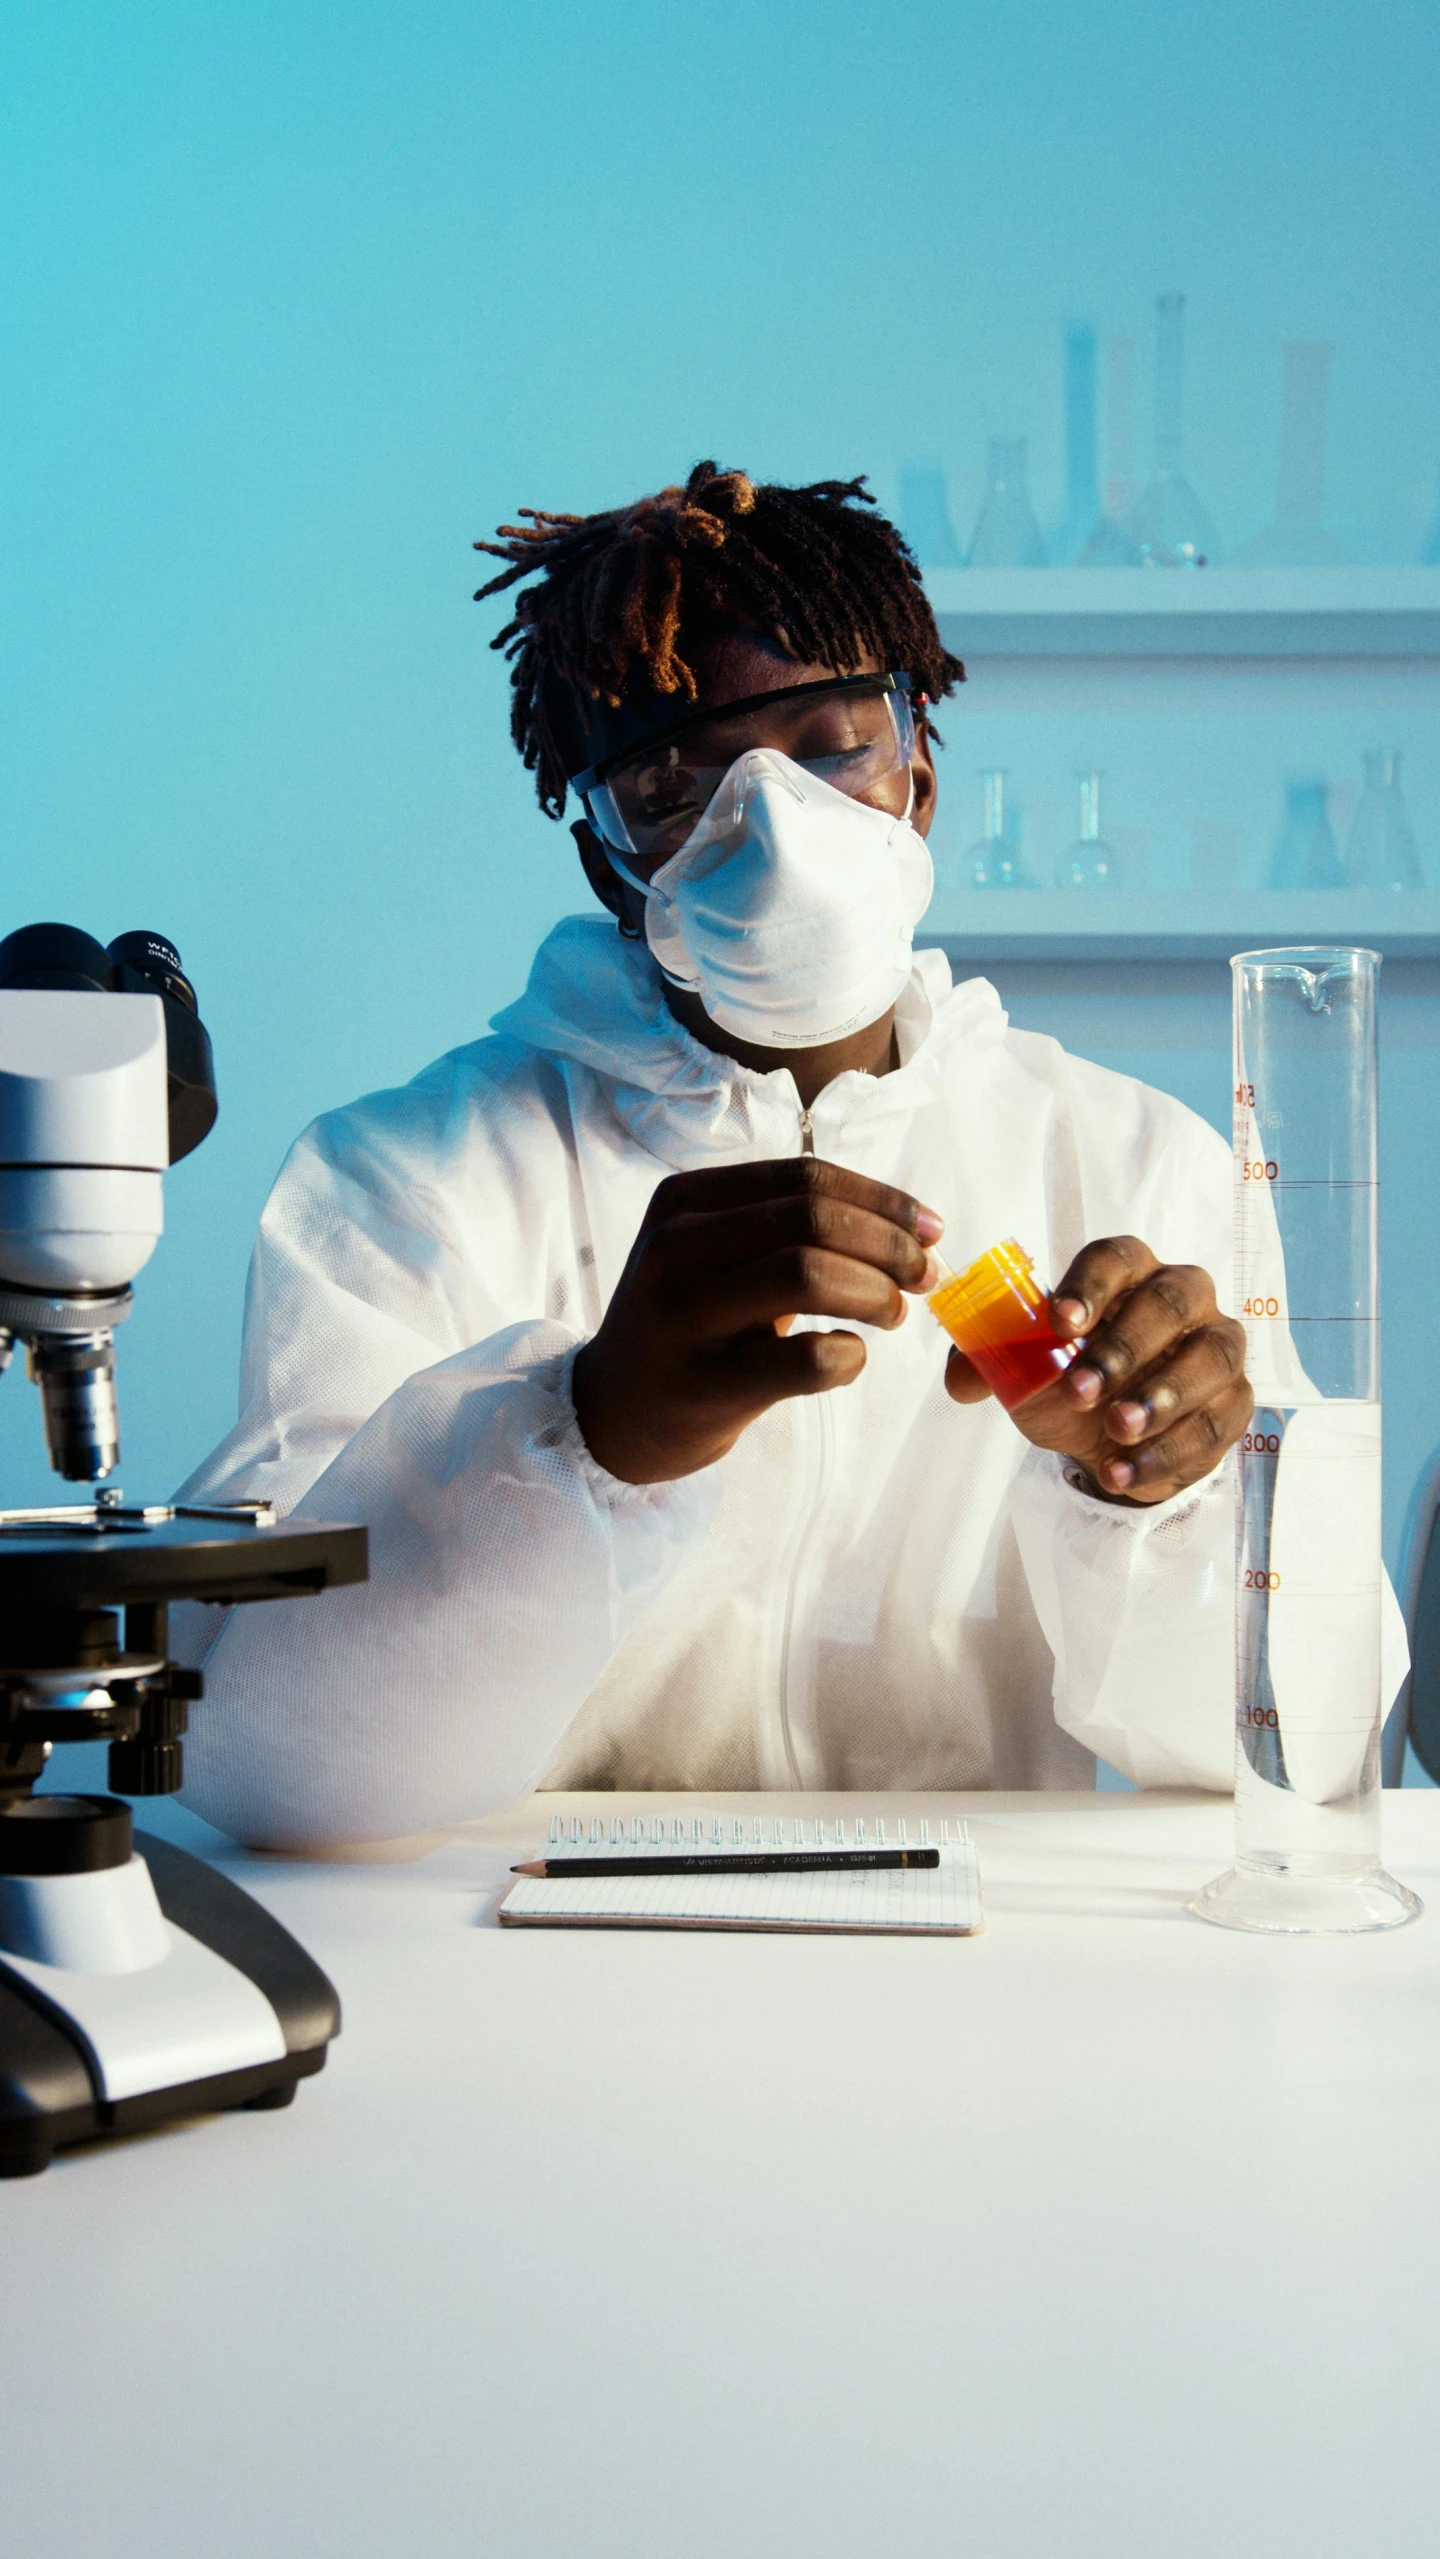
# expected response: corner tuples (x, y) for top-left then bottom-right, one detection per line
(106, 1737), (184, 1795)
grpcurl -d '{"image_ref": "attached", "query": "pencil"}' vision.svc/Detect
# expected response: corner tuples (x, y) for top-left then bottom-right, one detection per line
(509, 1849), (942, 1878)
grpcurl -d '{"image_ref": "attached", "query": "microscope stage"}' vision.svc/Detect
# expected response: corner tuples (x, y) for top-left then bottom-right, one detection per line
(0, 1511), (368, 1610)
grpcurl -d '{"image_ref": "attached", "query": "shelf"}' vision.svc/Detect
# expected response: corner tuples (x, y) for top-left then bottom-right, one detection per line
(923, 568), (1440, 660)
(921, 891), (1440, 964)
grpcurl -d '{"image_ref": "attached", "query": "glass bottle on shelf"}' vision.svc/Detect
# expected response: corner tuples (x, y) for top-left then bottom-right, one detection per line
(1345, 751), (1424, 891)
(1267, 780), (1345, 889)
(1125, 293), (1222, 568)
(964, 769), (1033, 888)
(1079, 331), (1143, 565)
(1050, 327), (1103, 565)
(1056, 772), (1117, 890)
(966, 439), (1047, 567)
(1234, 341), (1349, 568)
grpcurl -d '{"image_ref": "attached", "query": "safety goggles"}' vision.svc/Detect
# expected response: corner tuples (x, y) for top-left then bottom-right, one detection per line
(570, 670), (917, 878)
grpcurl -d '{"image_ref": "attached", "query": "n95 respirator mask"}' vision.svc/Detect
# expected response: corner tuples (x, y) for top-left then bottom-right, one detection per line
(636, 749), (933, 1050)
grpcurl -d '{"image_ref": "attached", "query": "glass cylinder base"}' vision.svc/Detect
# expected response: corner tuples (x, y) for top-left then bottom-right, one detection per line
(1190, 1859), (1422, 1935)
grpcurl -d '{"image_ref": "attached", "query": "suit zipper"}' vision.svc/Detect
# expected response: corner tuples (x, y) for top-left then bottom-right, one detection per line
(778, 1096), (826, 1783)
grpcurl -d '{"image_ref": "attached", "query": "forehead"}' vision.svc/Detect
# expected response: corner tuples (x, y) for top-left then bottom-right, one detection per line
(569, 625), (881, 776)
(685, 627), (879, 712)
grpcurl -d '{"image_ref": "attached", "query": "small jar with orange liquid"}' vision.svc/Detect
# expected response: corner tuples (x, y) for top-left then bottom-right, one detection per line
(927, 1239), (1085, 1410)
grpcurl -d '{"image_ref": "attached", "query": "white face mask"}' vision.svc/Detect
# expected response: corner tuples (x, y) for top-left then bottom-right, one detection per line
(638, 749), (934, 1050)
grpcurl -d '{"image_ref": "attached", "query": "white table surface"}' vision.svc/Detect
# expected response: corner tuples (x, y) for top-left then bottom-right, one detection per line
(7, 1786), (1440, 2559)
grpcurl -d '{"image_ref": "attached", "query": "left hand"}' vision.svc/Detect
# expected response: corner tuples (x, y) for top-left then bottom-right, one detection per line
(944, 1234), (1253, 1504)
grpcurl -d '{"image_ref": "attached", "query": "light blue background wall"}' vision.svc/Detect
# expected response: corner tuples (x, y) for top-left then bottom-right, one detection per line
(2, 5), (1438, 1746)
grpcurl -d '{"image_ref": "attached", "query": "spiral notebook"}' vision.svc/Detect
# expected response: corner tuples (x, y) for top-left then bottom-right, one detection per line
(499, 1811), (983, 1936)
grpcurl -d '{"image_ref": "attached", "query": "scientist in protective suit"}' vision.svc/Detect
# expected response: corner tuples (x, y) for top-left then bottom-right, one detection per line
(178, 462), (1270, 1846)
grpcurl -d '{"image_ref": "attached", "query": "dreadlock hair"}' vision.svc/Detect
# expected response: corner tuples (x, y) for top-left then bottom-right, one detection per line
(474, 461), (966, 819)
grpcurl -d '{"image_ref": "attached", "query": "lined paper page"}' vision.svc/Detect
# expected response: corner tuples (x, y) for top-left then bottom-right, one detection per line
(499, 1833), (982, 1936)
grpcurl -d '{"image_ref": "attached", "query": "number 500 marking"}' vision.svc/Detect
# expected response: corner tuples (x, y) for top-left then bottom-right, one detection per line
(1242, 1158), (1279, 1181)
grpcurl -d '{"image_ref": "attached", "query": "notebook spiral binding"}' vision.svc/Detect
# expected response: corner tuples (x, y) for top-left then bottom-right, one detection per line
(543, 1810), (971, 1854)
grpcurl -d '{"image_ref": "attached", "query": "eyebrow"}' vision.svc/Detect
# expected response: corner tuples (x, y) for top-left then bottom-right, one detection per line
(571, 670), (903, 794)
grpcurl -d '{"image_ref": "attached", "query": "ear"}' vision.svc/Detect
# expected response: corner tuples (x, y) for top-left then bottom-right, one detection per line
(572, 819), (647, 940)
(908, 722), (939, 840)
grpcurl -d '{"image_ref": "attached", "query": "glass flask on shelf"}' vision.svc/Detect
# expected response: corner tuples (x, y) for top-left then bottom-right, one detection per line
(1345, 751), (1424, 890)
(1125, 293), (1222, 568)
(966, 439), (1047, 568)
(964, 769), (1034, 888)
(1056, 772), (1117, 890)
(1267, 781), (1345, 889)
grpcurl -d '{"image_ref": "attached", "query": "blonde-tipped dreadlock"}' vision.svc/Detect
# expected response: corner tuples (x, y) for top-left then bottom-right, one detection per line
(474, 460), (965, 818)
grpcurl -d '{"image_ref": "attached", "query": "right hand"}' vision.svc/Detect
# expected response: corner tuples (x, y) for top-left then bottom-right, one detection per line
(572, 1157), (944, 1484)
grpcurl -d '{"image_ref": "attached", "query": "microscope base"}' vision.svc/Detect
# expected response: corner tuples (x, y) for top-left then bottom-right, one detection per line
(0, 1834), (340, 2176)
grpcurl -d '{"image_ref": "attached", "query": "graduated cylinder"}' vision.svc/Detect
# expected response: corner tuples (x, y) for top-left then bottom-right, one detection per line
(1193, 945), (1419, 1934)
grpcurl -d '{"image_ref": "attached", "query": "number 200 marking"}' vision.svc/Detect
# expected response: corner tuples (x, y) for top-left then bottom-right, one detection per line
(1244, 1568), (1281, 1590)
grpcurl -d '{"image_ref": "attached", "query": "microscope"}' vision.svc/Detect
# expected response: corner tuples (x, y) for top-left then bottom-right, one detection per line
(0, 924), (367, 2176)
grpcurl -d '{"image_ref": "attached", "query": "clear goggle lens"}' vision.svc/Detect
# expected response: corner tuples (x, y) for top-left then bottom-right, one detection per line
(581, 677), (916, 878)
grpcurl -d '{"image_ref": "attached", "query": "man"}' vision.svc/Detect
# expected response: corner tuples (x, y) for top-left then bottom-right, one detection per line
(177, 462), (1255, 1848)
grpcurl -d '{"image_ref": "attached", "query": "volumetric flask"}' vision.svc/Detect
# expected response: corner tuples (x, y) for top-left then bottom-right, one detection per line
(1192, 947), (1420, 1933)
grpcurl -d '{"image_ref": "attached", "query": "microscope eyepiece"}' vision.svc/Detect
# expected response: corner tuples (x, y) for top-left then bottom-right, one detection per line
(0, 923), (113, 993)
(106, 930), (199, 1016)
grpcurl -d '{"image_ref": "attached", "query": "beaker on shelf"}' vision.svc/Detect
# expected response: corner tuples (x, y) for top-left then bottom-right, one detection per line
(1345, 751), (1424, 891)
(1267, 780), (1345, 889)
(1191, 946), (1420, 1934)
(963, 769), (1033, 890)
(1055, 771), (1117, 890)
(966, 439), (1047, 568)
(1125, 293), (1222, 568)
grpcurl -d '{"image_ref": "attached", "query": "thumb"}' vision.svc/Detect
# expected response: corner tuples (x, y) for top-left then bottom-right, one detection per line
(944, 1346), (992, 1405)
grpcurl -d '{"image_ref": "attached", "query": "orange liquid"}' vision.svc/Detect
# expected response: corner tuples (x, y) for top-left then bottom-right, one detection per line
(966, 1322), (1081, 1410)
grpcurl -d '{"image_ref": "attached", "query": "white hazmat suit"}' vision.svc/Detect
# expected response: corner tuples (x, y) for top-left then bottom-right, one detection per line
(173, 919), (1366, 1848)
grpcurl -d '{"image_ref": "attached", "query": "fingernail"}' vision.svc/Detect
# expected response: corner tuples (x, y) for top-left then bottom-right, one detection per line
(1066, 1364), (1103, 1406)
(1105, 1458), (1135, 1490)
(1112, 1399), (1148, 1439)
(1053, 1297), (1088, 1333)
(916, 1207), (945, 1244)
(919, 1248), (943, 1292)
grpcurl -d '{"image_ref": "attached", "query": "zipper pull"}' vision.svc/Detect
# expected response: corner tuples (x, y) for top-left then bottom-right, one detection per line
(798, 1106), (815, 1159)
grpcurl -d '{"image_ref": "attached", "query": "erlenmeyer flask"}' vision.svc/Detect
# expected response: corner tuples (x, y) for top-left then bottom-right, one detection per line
(966, 439), (1047, 568)
(964, 769), (1032, 888)
(899, 463), (963, 568)
(1126, 294), (1222, 568)
(1056, 772), (1117, 890)
(1346, 751), (1424, 890)
(1268, 781), (1345, 889)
